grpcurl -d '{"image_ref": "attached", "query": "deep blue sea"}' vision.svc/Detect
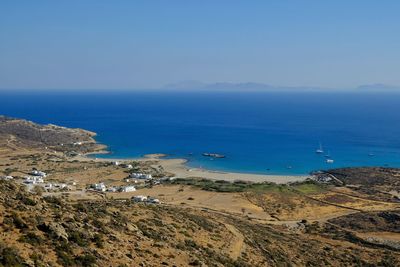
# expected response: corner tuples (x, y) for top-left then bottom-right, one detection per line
(1, 90), (400, 175)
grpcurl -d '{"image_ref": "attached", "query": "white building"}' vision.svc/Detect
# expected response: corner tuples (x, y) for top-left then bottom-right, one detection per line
(129, 173), (152, 179)
(124, 178), (140, 183)
(92, 182), (106, 192)
(24, 176), (44, 184)
(0, 176), (13, 180)
(147, 197), (160, 204)
(54, 183), (68, 189)
(107, 187), (118, 192)
(120, 186), (136, 192)
(132, 195), (147, 202)
(30, 170), (47, 177)
(44, 184), (53, 190)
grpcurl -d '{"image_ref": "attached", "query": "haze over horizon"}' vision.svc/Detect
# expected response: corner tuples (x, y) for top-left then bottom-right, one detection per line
(1, 1), (400, 90)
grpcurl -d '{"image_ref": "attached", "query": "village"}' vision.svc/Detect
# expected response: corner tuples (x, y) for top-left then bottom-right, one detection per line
(0, 160), (166, 204)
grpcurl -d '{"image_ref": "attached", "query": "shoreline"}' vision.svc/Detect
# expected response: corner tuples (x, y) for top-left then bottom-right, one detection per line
(76, 153), (309, 184)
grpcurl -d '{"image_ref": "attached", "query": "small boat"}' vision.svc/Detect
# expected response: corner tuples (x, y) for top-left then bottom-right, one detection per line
(202, 153), (226, 158)
(326, 159), (334, 164)
(315, 142), (324, 154)
(324, 151), (331, 158)
(286, 166), (293, 169)
(368, 152), (375, 157)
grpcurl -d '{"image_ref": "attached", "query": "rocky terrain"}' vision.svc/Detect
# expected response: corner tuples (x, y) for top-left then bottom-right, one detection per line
(321, 167), (400, 203)
(328, 210), (400, 233)
(0, 115), (105, 154)
(1, 179), (400, 267)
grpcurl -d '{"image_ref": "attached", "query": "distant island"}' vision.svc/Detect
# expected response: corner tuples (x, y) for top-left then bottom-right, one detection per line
(162, 80), (400, 92)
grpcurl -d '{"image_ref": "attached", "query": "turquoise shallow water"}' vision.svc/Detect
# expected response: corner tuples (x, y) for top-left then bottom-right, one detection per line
(1, 90), (400, 175)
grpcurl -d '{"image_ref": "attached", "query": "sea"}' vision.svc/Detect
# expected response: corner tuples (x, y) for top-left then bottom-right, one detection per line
(1, 89), (400, 175)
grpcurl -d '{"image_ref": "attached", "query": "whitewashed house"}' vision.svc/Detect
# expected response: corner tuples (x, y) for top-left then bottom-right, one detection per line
(93, 182), (107, 192)
(24, 176), (44, 184)
(0, 176), (13, 180)
(124, 178), (139, 183)
(129, 173), (152, 179)
(44, 184), (53, 190)
(107, 187), (118, 192)
(30, 170), (47, 177)
(132, 195), (147, 202)
(55, 183), (68, 189)
(120, 186), (136, 192)
(147, 197), (160, 204)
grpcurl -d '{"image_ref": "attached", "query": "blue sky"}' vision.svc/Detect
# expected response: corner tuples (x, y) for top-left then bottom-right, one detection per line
(1, 0), (400, 89)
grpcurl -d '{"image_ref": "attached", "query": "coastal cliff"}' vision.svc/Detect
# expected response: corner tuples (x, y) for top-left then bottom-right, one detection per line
(0, 115), (106, 154)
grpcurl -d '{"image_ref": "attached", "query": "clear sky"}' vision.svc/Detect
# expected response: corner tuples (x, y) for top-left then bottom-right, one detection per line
(1, 0), (400, 89)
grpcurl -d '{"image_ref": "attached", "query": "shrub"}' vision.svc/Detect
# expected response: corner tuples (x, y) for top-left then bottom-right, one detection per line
(0, 243), (25, 267)
(74, 253), (97, 266)
(74, 202), (88, 212)
(92, 234), (104, 248)
(18, 232), (43, 245)
(55, 242), (74, 266)
(16, 193), (37, 206)
(32, 186), (45, 196)
(10, 213), (28, 230)
(44, 196), (63, 206)
(68, 231), (89, 247)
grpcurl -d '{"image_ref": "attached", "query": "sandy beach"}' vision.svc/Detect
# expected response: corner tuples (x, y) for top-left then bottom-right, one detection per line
(79, 153), (308, 184)
(152, 158), (308, 184)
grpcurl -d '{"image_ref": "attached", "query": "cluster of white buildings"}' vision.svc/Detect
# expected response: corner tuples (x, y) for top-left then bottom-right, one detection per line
(24, 176), (45, 184)
(90, 182), (136, 193)
(132, 195), (160, 204)
(107, 185), (136, 193)
(23, 175), (69, 191)
(129, 173), (152, 179)
(23, 169), (47, 184)
(44, 183), (68, 191)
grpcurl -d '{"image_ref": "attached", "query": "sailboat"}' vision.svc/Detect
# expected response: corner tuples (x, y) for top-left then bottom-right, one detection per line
(315, 142), (324, 154)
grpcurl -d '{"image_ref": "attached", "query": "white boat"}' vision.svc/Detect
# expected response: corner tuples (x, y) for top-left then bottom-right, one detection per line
(315, 142), (324, 154)
(326, 159), (334, 164)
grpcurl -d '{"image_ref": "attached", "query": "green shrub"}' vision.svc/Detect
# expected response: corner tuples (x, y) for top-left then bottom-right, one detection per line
(10, 213), (27, 229)
(92, 234), (104, 248)
(68, 231), (89, 247)
(0, 243), (25, 267)
(74, 253), (97, 266)
(44, 196), (63, 206)
(18, 232), (43, 245)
